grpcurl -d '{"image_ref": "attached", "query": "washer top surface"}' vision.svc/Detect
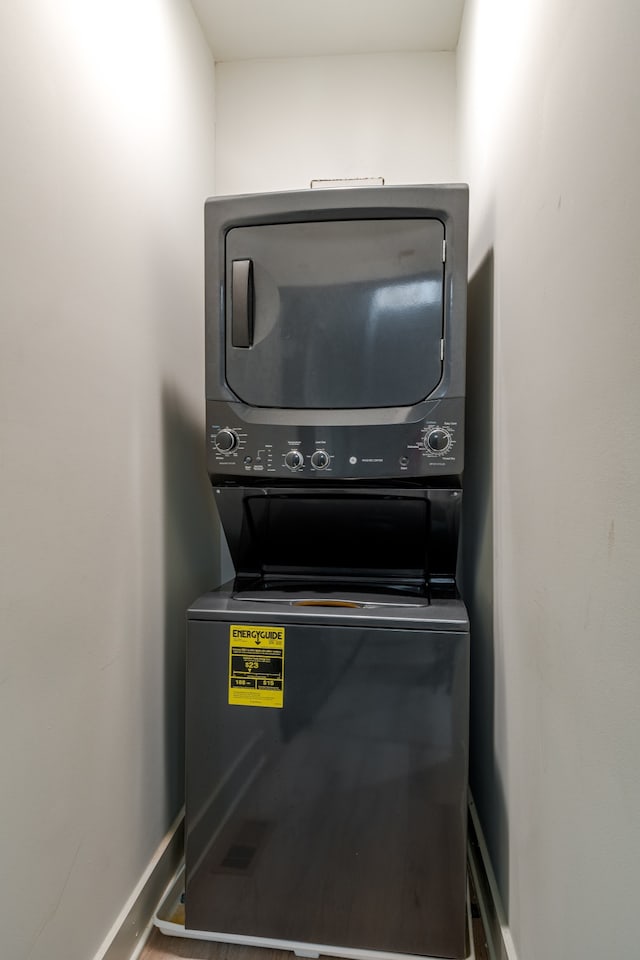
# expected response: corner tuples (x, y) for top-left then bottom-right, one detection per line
(188, 582), (468, 631)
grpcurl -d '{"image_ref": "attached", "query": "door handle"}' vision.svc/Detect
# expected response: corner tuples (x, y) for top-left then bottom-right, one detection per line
(231, 259), (254, 348)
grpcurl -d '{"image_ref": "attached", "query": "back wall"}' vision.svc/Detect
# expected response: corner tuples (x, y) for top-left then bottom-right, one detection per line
(215, 52), (456, 195)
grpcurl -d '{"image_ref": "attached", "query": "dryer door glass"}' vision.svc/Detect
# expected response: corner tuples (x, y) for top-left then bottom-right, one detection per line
(224, 218), (444, 409)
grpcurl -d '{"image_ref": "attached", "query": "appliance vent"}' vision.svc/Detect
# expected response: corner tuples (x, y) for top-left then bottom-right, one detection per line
(220, 843), (256, 871)
(215, 819), (270, 875)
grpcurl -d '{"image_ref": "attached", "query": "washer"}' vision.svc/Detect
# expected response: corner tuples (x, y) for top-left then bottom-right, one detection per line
(185, 586), (469, 960)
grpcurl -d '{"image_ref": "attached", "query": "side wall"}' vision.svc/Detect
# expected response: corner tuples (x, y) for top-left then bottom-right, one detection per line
(0, 3), (218, 958)
(215, 52), (456, 194)
(457, 1), (640, 957)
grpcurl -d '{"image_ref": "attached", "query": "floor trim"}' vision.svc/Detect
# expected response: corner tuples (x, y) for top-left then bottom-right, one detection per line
(91, 809), (184, 960)
(467, 794), (519, 960)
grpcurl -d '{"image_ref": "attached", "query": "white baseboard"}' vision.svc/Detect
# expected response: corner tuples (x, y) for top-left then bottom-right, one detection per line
(91, 808), (185, 960)
(467, 793), (519, 960)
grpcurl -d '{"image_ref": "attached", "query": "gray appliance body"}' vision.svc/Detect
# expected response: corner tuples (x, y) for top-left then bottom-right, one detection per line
(204, 185), (468, 483)
(185, 588), (470, 959)
(185, 184), (471, 958)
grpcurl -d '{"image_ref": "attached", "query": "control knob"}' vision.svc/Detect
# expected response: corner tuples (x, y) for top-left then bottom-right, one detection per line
(284, 449), (304, 471)
(310, 449), (330, 470)
(214, 428), (239, 454)
(425, 427), (452, 453)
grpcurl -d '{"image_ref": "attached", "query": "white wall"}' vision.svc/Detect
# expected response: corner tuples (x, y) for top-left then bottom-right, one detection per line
(458, 1), (640, 957)
(215, 52), (456, 195)
(0, 3), (217, 958)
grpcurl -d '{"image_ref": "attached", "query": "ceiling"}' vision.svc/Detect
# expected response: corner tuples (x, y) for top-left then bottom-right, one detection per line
(190, 0), (466, 62)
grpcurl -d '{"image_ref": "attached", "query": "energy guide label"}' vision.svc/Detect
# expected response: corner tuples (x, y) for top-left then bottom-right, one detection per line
(228, 624), (285, 708)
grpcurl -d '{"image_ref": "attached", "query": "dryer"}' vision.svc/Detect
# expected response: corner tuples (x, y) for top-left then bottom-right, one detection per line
(203, 184), (468, 485)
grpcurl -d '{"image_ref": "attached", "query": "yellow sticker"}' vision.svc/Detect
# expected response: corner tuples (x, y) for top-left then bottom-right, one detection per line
(228, 624), (285, 708)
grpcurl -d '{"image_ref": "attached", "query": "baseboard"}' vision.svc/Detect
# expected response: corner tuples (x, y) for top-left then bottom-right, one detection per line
(467, 793), (519, 960)
(91, 808), (185, 960)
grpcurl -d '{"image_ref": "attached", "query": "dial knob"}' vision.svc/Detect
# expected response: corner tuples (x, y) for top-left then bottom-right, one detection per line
(310, 449), (330, 470)
(214, 428), (239, 454)
(284, 449), (304, 471)
(426, 427), (451, 453)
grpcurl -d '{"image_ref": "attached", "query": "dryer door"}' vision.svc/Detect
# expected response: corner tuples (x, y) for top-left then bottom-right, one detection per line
(224, 218), (445, 409)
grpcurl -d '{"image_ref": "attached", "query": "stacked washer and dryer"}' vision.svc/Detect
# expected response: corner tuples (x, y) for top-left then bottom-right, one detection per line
(184, 185), (470, 960)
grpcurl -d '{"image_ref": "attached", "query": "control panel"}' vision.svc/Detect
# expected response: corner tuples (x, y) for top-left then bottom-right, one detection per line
(207, 399), (464, 481)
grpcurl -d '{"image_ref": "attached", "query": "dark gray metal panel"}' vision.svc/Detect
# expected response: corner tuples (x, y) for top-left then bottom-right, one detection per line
(224, 218), (444, 409)
(206, 396), (464, 481)
(185, 610), (469, 958)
